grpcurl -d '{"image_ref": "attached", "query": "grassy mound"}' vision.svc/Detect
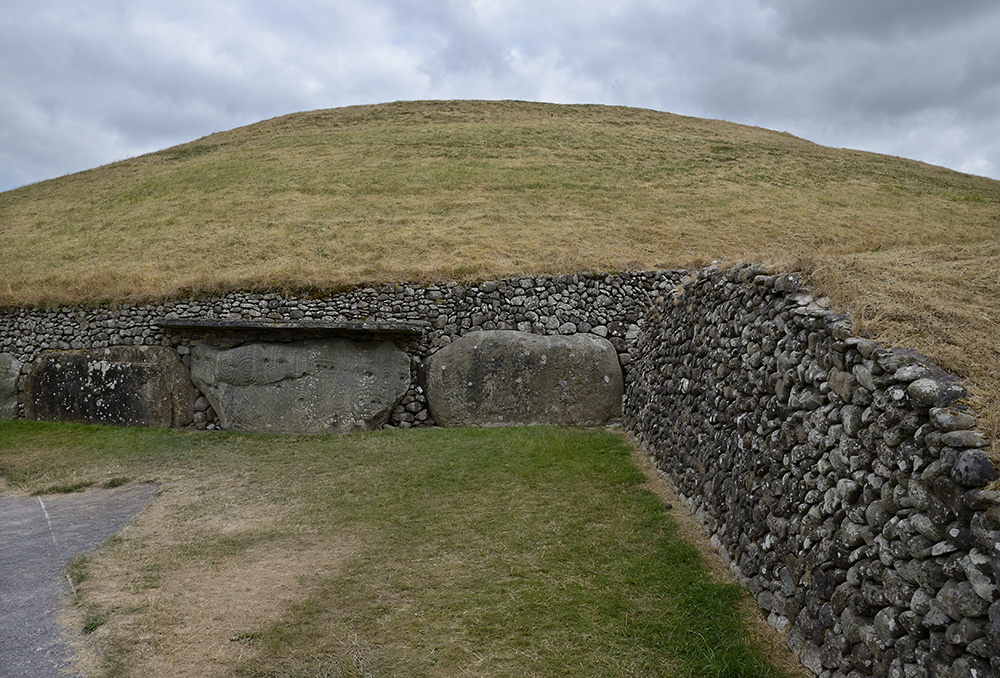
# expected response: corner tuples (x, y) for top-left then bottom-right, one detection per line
(1, 99), (998, 436)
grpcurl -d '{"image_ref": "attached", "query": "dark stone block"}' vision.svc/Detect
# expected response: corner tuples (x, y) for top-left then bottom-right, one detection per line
(426, 331), (623, 427)
(24, 346), (194, 428)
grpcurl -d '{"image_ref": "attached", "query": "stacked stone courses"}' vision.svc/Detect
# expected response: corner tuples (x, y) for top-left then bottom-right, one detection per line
(2, 264), (998, 676)
(624, 263), (999, 677)
(0, 271), (673, 427)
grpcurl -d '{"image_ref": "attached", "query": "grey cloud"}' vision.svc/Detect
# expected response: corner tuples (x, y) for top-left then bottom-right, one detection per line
(1, 0), (434, 188)
(632, 1), (1000, 178)
(764, 0), (999, 39)
(403, 3), (514, 82)
(2, 0), (999, 189)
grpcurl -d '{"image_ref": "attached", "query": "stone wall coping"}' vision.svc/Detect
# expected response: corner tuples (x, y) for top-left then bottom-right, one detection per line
(155, 317), (427, 339)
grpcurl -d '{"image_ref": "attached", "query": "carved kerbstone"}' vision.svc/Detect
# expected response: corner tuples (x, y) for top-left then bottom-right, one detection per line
(24, 346), (195, 427)
(426, 330), (624, 427)
(1, 353), (22, 419)
(190, 339), (410, 434)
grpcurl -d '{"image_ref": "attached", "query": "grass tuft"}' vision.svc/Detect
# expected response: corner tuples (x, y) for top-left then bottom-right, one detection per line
(81, 606), (111, 635)
(32, 480), (95, 495)
(67, 553), (90, 587)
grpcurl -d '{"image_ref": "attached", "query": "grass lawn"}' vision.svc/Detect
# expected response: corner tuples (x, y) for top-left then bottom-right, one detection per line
(1, 421), (801, 677)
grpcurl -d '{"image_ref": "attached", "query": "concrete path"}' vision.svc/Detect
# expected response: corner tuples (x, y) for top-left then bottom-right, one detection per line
(0, 483), (159, 678)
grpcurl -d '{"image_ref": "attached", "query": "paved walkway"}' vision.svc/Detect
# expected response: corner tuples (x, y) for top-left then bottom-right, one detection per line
(0, 483), (159, 678)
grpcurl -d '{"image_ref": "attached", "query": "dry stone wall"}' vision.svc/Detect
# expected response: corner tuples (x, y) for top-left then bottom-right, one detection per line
(0, 271), (673, 428)
(624, 264), (999, 678)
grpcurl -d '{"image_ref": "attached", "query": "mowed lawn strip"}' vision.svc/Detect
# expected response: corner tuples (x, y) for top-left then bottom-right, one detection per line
(0, 421), (797, 677)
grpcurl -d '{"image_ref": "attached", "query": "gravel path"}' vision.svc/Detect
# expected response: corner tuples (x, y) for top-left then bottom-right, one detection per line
(0, 483), (159, 678)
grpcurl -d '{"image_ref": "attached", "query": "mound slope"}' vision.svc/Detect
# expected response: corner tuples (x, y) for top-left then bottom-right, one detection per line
(1, 100), (998, 438)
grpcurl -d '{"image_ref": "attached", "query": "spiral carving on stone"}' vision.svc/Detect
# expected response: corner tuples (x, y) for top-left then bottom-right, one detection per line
(217, 344), (273, 386)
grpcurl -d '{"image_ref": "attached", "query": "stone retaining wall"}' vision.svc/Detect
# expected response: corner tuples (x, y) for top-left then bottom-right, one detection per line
(0, 271), (676, 428)
(1, 264), (997, 676)
(624, 264), (999, 677)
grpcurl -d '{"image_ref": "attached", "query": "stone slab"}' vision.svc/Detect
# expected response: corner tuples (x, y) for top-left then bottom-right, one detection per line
(190, 339), (410, 434)
(0, 353), (21, 419)
(425, 330), (624, 427)
(24, 346), (195, 427)
(156, 318), (427, 339)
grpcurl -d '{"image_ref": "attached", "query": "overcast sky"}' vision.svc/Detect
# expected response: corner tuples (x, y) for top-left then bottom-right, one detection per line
(3, 0), (999, 191)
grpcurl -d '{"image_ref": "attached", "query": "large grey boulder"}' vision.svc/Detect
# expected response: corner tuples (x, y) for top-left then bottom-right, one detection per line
(425, 330), (623, 427)
(190, 339), (410, 434)
(1, 353), (22, 419)
(24, 346), (195, 427)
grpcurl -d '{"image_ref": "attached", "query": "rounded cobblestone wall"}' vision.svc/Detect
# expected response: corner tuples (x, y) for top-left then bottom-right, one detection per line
(624, 264), (999, 678)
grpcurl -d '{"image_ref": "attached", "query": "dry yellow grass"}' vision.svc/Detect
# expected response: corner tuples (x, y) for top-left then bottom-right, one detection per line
(66, 485), (362, 677)
(1, 99), (998, 442)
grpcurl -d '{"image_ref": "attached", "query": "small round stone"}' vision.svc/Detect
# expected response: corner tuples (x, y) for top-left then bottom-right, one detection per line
(952, 449), (997, 487)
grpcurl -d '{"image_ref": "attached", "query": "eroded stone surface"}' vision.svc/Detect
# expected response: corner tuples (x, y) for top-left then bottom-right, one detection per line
(0, 353), (21, 419)
(190, 339), (409, 434)
(24, 346), (194, 427)
(425, 330), (623, 427)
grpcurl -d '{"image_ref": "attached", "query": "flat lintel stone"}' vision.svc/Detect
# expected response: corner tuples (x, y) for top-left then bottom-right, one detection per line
(155, 318), (426, 340)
